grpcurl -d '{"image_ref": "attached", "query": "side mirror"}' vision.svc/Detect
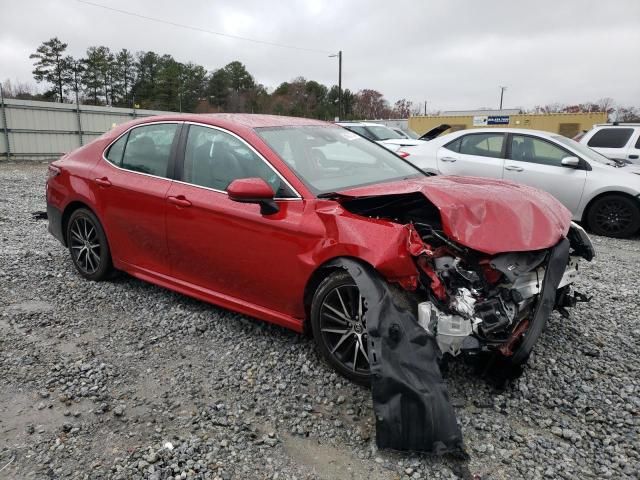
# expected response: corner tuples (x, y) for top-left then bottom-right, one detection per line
(226, 177), (279, 215)
(561, 156), (580, 168)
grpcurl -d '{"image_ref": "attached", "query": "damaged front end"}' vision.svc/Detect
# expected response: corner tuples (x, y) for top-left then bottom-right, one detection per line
(336, 191), (594, 453)
(341, 192), (594, 368)
(412, 221), (592, 367)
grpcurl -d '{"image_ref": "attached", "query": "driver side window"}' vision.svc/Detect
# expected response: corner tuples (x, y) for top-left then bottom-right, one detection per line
(509, 135), (569, 167)
(182, 125), (296, 198)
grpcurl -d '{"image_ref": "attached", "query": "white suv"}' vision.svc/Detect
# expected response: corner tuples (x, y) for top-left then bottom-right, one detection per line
(580, 123), (640, 164)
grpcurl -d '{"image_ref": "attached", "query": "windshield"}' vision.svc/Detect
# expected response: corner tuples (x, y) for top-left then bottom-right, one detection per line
(365, 125), (405, 140)
(405, 129), (420, 139)
(552, 135), (621, 166)
(256, 125), (423, 195)
(344, 125), (375, 140)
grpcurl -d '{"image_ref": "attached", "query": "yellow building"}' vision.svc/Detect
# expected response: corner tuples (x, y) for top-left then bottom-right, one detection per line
(408, 111), (607, 138)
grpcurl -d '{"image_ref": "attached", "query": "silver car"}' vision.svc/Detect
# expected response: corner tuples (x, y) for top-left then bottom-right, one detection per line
(400, 128), (640, 238)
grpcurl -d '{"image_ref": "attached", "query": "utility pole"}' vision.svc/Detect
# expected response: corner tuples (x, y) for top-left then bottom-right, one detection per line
(72, 61), (83, 146)
(424, 100), (427, 116)
(178, 68), (183, 113)
(329, 50), (342, 119)
(499, 86), (507, 110)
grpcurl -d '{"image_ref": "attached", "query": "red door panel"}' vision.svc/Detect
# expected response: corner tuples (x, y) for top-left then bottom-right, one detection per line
(91, 160), (172, 274)
(165, 182), (310, 318)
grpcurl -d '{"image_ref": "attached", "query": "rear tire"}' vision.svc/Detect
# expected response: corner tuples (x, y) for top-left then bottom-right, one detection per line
(311, 271), (371, 385)
(586, 194), (640, 238)
(66, 208), (113, 281)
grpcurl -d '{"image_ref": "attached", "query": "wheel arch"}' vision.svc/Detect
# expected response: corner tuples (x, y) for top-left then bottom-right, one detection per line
(61, 201), (98, 246)
(302, 256), (377, 335)
(581, 190), (640, 226)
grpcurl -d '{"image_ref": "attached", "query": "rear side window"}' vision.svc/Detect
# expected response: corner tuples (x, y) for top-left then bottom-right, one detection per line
(636, 135), (640, 149)
(121, 123), (179, 177)
(444, 137), (461, 152)
(458, 133), (504, 158)
(105, 133), (128, 166)
(587, 128), (633, 148)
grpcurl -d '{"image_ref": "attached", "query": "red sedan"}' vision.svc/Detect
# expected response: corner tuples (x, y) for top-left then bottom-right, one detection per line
(46, 114), (593, 385)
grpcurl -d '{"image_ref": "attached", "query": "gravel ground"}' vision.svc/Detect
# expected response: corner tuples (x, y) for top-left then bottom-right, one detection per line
(0, 161), (639, 480)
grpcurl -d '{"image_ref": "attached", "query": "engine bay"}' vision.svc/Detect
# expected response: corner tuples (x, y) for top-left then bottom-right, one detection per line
(341, 192), (594, 362)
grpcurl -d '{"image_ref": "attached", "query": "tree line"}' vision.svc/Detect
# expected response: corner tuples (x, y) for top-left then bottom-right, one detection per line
(2, 37), (638, 122)
(5, 37), (417, 120)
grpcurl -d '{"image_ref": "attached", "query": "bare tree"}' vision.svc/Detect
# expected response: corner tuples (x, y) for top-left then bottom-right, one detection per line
(353, 89), (388, 119)
(392, 99), (413, 118)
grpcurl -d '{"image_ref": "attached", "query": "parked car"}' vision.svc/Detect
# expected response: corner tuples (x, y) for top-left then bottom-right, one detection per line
(335, 121), (424, 150)
(388, 126), (419, 139)
(47, 115), (592, 386)
(579, 123), (640, 164)
(400, 128), (640, 238)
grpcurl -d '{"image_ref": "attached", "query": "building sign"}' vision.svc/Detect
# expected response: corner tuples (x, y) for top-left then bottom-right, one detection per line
(473, 115), (510, 126)
(487, 115), (510, 125)
(473, 115), (488, 126)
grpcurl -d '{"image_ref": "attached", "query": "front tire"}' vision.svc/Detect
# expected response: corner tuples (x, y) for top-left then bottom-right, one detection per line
(586, 194), (640, 238)
(311, 271), (371, 385)
(66, 208), (113, 281)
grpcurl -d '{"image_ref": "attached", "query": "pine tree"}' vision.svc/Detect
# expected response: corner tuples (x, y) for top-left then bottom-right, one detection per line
(30, 37), (73, 102)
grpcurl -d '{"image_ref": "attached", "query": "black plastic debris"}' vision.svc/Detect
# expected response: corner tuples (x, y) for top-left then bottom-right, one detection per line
(31, 211), (48, 220)
(480, 238), (571, 386)
(510, 238), (569, 366)
(328, 258), (465, 454)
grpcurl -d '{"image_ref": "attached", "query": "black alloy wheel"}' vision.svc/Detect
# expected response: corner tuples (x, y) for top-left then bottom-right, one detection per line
(66, 208), (113, 280)
(311, 271), (370, 385)
(587, 194), (640, 238)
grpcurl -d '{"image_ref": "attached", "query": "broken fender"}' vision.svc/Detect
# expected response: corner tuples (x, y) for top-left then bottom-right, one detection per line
(328, 258), (465, 454)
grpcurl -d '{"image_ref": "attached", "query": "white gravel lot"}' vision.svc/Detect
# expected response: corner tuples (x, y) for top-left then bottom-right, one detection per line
(0, 161), (638, 480)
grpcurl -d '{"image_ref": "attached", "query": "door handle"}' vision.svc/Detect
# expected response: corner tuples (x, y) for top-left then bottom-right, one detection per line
(94, 177), (112, 187)
(167, 195), (192, 208)
(505, 165), (524, 172)
(440, 156), (457, 163)
(629, 154), (639, 160)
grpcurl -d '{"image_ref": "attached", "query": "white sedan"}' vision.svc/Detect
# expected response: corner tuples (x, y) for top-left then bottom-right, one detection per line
(335, 121), (424, 151)
(400, 128), (640, 238)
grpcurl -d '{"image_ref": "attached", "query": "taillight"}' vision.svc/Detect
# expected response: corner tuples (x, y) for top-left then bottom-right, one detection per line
(397, 151), (410, 158)
(47, 165), (61, 180)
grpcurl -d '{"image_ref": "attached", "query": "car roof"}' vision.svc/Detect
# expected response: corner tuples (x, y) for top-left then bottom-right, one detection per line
(592, 123), (640, 127)
(117, 113), (328, 131)
(336, 121), (386, 127)
(447, 127), (559, 138)
(104, 114), (334, 146)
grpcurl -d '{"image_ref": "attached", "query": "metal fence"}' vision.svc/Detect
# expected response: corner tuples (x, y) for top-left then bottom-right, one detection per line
(0, 96), (172, 161)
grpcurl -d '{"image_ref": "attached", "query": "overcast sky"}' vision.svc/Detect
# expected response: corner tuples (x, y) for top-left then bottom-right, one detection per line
(1, 0), (639, 111)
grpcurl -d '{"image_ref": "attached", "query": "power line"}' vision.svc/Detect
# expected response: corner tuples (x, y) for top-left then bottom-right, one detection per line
(76, 0), (332, 54)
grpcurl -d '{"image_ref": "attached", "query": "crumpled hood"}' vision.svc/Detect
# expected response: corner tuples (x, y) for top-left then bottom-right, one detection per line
(338, 176), (572, 255)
